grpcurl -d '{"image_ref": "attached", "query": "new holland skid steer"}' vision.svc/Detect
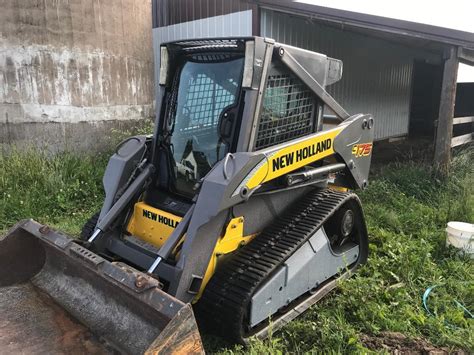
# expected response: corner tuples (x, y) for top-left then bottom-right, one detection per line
(0, 37), (374, 354)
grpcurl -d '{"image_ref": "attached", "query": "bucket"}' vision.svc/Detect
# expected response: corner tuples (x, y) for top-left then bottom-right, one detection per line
(0, 220), (204, 354)
(446, 221), (474, 258)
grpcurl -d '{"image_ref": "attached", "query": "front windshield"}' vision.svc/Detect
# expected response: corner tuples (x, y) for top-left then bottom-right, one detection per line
(169, 56), (244, 197)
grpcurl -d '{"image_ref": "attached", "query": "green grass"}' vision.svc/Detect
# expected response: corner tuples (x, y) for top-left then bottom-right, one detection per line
(0, 118), (154, 235)
(0, 145), (472, 353)
(0, 150), (107, 235)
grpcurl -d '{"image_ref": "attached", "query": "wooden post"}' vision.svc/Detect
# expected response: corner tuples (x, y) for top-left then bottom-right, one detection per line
(434, 46), (459, 173)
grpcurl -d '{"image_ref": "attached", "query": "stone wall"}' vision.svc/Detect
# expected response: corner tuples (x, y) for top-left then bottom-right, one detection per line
(0, 0), (154, 153)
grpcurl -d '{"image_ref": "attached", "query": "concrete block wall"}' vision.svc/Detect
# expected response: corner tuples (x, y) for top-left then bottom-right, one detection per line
(0, 0), (154, 153)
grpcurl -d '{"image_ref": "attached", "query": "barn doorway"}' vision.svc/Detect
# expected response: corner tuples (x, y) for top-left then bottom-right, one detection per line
(409, 60), (443, 138)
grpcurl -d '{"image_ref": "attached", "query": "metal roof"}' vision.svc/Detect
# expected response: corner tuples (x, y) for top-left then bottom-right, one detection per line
(254, 0), (474, 49)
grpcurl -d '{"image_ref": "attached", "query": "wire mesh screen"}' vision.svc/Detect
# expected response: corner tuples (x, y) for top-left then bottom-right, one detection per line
(181, 73), (238, 132)
(255, 73), (315, 150)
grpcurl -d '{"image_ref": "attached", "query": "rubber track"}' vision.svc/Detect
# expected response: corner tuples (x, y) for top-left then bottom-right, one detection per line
(196, 188), (361, 342)
(80, 212), (100, 241)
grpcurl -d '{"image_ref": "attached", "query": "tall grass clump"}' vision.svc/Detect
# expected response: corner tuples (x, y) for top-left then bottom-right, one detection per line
(0, 119), (155, 234)
(0, 150), (107, 235)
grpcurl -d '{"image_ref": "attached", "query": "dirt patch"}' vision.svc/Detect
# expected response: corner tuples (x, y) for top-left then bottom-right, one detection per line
(360, 331), (467, 354)
(40, 288), (111, 355)
(0, 284), (110, 354)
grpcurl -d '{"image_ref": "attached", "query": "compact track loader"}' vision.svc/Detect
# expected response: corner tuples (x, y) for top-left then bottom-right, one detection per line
(0, 37), (374, 353)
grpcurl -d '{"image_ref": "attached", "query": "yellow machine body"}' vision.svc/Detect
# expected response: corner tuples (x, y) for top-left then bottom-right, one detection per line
(245, 127), (342, 189)
(127, 202), (255, 299)
(199, 216), (256, 300)
(127, 202), (182, 248)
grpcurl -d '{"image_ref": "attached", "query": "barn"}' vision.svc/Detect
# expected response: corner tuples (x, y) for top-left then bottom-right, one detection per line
(152, 0), (474, 168)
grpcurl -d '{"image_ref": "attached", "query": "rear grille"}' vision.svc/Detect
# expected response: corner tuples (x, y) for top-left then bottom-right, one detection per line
(255, 73), (315, 150)
(176, 39), (242, 53)
(189, 53), (239, 62)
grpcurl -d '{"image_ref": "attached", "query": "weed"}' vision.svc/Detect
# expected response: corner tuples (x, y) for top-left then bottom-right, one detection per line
(108, 118), (155, 145)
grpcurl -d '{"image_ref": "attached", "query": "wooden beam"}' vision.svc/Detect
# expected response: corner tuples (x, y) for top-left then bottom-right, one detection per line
(458, 47), (474, 66)
(434, 47), (459, 173)
(451, 133), (473, 147)
(453, 116), (474, 125)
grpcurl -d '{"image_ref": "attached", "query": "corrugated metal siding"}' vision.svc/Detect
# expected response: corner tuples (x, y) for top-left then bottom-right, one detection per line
(261, 9), (434, 140)
(153, 10), (252, 44)
(152, 10), (253, 96)
(152, 0), (257, 29)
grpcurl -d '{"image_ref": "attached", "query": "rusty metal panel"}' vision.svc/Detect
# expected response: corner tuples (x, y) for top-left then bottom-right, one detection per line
(260, 9), (441, 140)
(0, 283), (108, 354)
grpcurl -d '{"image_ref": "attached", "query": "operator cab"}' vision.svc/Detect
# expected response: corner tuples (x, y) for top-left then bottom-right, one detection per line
(166, 52), (245, 197)
(145, 37), (341, 215)
(146, 39), (250, 213)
